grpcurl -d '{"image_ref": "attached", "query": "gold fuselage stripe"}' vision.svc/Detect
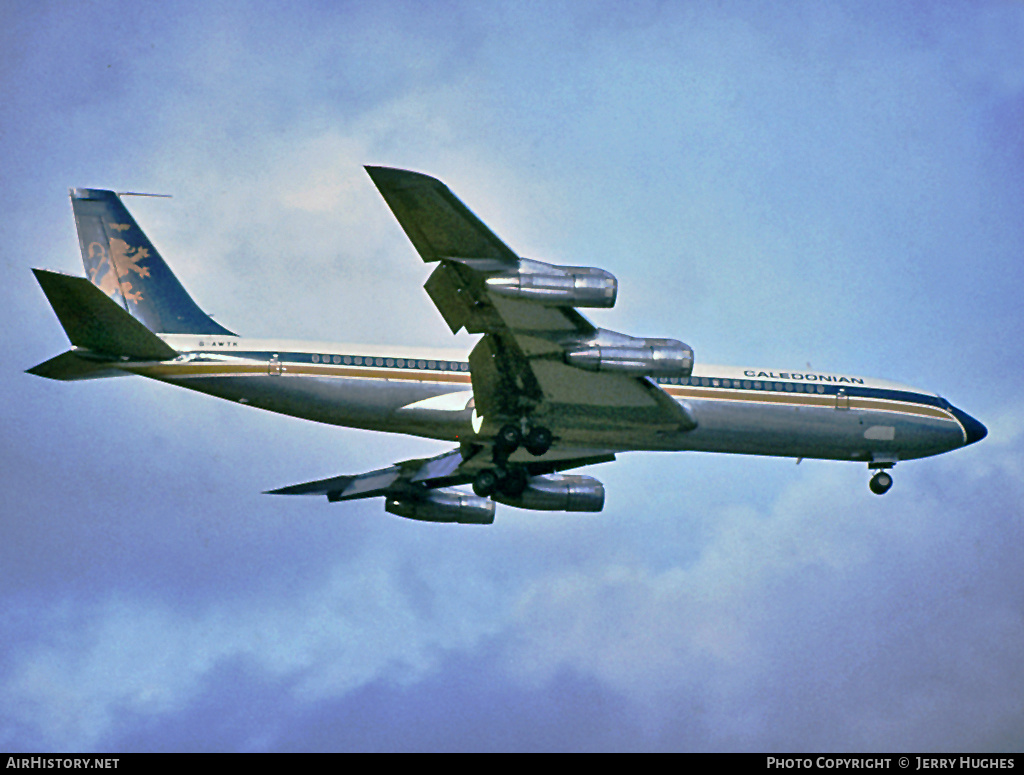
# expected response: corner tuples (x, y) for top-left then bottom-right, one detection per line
(135, 359), (955, 424)
(143, 361), (474, 383)
(660, 386), (952, 421)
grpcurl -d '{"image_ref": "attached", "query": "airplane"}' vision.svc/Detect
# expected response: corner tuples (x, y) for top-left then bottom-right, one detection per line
(28, 167), (987, 524)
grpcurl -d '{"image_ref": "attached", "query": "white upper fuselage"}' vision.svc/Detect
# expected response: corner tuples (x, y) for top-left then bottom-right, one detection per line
(159, 335), (934, 394)
(147, 334), (967, 467)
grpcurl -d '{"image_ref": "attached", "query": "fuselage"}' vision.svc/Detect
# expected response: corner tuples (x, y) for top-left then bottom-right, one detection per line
(130, 334), (983, 467)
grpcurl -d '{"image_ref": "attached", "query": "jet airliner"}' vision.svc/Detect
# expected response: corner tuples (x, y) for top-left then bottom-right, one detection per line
(29, 167), (987, 524)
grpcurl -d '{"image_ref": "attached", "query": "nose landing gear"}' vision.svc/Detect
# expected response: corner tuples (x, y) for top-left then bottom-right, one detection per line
(868, 454), (896, 495)
(869, 470), (893, 495)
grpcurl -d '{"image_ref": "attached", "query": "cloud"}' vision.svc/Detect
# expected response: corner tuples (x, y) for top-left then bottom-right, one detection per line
(1, 539), (510, 750)
(5, 422), (1020, 752)
(496, 446), (1024, 751)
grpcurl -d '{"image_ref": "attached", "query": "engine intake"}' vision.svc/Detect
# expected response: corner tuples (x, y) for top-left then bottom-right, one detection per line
(385, 489), (495, 524)
(484, 259), (617, 308)
(492, 474), (605, 512)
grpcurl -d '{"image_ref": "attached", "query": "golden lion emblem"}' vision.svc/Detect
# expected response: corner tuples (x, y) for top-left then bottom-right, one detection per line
(87, 236), (151, 304)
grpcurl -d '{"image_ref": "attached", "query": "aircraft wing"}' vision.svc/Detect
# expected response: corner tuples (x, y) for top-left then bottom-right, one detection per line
(267, 446), (616, 521)
(365, 166), (696, 439)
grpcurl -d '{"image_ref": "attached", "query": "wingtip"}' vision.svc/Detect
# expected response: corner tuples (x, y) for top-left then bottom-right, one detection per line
(364, 165), (441, 189)
(263, 473), (357, 497)
(263, 486), (302, 496)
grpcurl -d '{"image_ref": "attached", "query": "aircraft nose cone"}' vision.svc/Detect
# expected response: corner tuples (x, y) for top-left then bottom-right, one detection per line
(949, 405), (987, 446)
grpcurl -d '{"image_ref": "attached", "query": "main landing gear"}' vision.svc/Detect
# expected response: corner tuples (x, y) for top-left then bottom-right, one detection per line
(472, 466), (528, 498)
(472, 422), (554, 498)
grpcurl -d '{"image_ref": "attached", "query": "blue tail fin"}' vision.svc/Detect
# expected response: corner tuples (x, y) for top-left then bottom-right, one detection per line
(70, 188), (234, 335)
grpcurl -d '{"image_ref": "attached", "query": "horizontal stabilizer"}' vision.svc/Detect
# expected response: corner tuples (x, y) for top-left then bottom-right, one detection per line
(26, 349), (132, 381)
(33, 269), (178, 361)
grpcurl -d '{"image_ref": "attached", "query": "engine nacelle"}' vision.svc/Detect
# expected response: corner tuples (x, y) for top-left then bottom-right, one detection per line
(385, 489), (495, 524)
(564, 330), (694, 379)
(492, 474), (605, 512)
(484, 259), (617, 308)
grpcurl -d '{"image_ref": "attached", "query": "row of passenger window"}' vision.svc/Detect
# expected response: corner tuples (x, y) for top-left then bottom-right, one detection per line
(309, 353), (470, 372)
(658, 376), (829, 394)
(303, 354), (831, 392)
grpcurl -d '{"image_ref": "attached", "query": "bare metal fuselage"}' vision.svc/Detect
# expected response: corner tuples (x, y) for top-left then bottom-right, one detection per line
(139, 334), (970, 467)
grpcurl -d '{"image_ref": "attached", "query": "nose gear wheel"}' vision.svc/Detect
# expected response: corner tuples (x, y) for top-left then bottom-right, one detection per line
(869, 470), (893, 495)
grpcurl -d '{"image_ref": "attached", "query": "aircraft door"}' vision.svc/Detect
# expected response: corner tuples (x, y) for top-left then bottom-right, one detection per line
(835, 388), (850, 410)
(269, 354), (283, 376)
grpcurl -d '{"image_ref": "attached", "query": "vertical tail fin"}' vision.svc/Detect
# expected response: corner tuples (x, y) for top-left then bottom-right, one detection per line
(70, 188), (234, 335)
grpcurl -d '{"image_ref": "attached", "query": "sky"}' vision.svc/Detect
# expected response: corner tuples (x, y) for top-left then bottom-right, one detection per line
(1, 0), (1023, 753)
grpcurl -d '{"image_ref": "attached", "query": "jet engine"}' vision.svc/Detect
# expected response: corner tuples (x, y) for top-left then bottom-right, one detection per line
(484, 259), (617, 308)
(385, 489), (495, 524)
(564, 328), (694, 379)
(492, 474), (605, 512)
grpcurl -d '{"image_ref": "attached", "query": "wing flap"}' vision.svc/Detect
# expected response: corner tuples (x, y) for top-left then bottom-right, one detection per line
(423, 262), (475, 335)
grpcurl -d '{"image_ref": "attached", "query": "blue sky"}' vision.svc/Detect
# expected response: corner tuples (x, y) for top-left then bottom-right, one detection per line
(2, 0), (1022, 752)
